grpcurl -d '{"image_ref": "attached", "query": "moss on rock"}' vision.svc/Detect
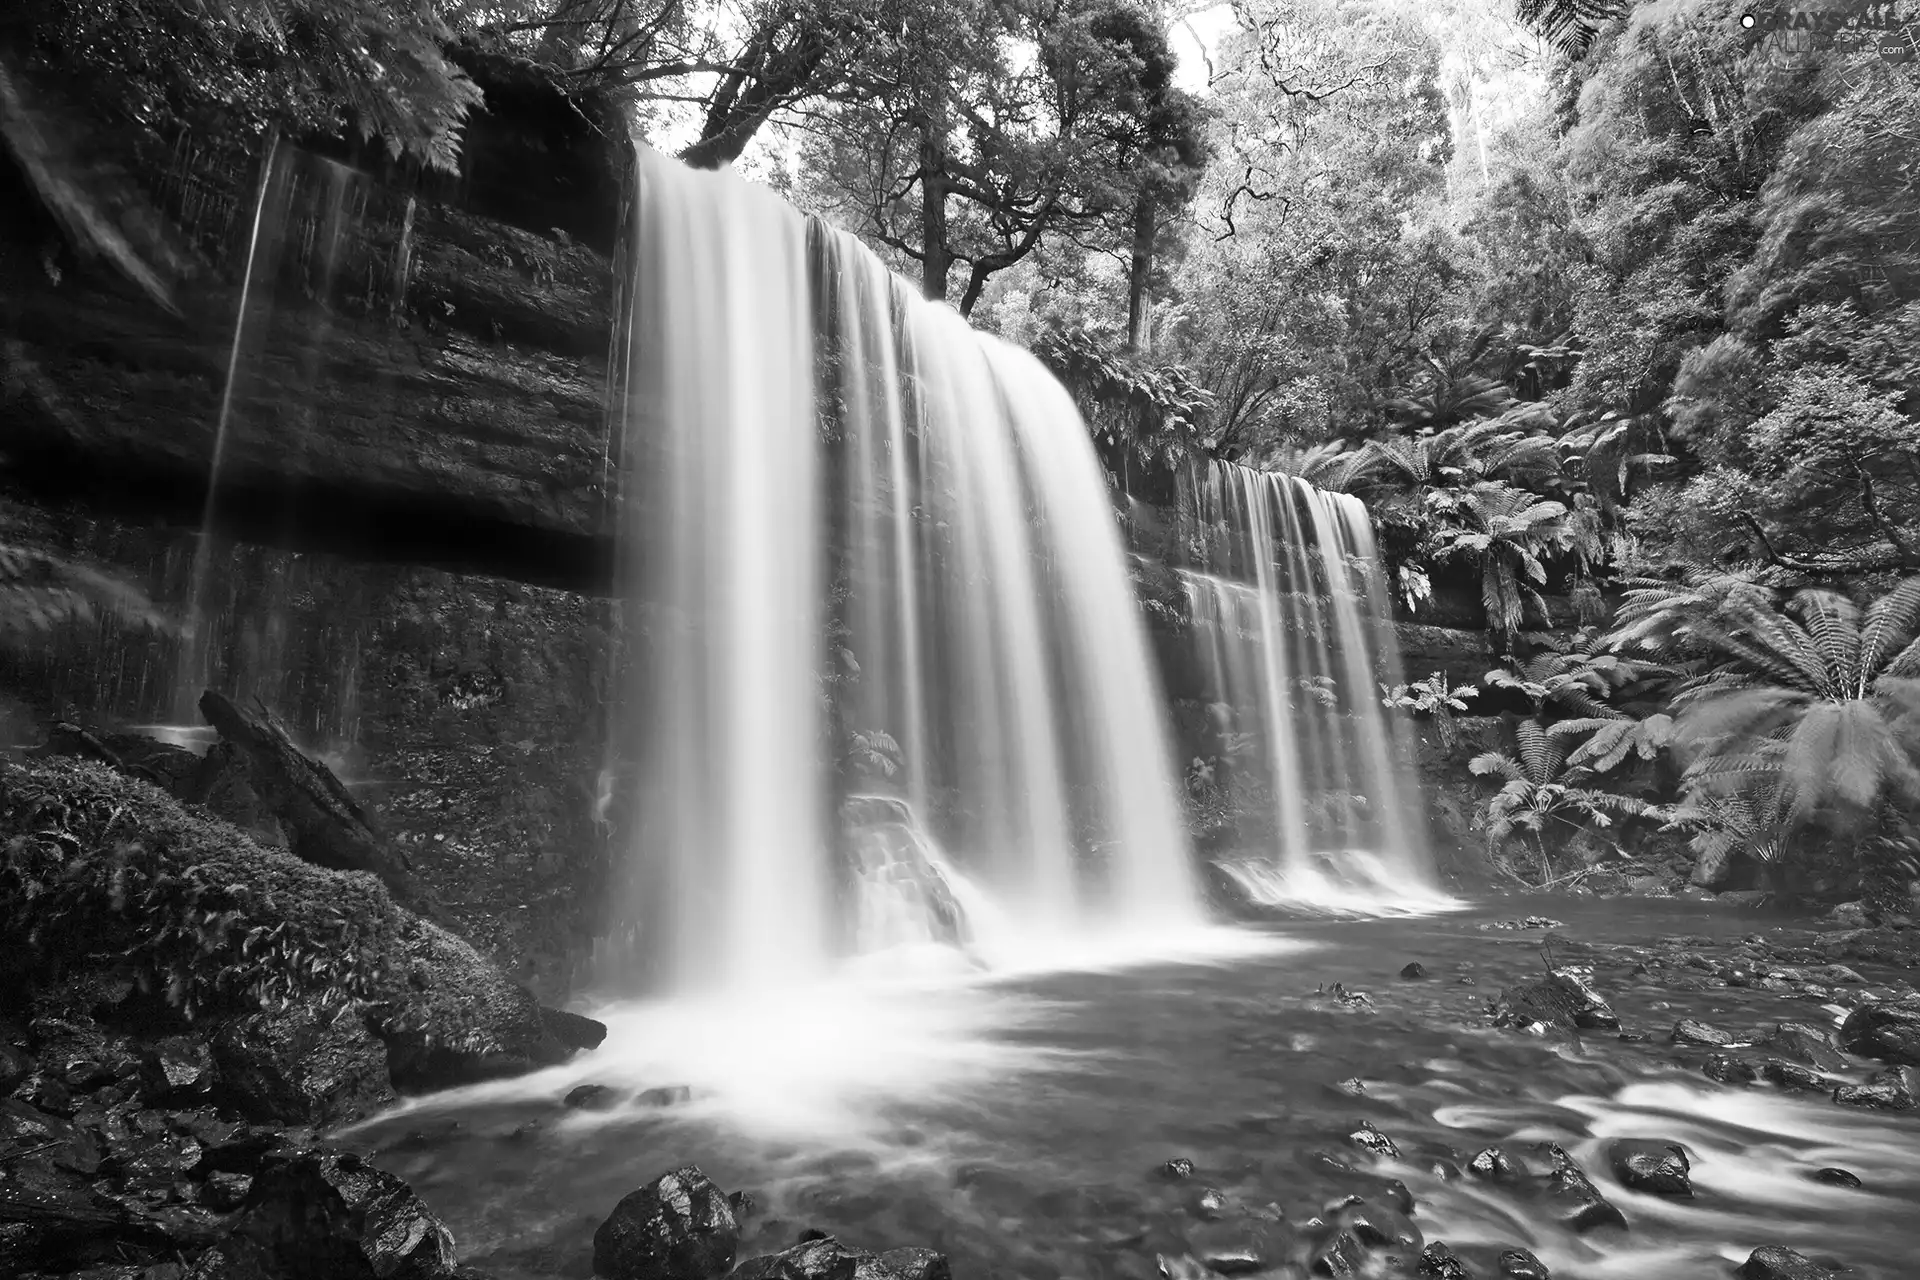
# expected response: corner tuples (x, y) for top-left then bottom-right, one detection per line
(0, 759), (408, 1023)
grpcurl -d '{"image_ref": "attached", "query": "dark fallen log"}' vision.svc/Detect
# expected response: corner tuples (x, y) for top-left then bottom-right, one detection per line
(197, 690), (437, 915)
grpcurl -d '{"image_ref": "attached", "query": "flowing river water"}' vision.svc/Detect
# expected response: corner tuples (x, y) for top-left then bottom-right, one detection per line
(344, 897), (1920, 1279)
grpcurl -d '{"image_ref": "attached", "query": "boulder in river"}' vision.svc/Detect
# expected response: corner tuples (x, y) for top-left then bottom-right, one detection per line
(1347, 1122), (1401, 1160)
(1417, 1241), (1472, 1279)
(1832, 1066), (1916, 1110)
(541, 1007), (609, 1052)
(1491, 970), (1618, 1033)
(1738, 1244), (1838, 1280)
(1703, 1054), (1757, 1085)
(1466, 1145), (1523, 1184)
(1669, 1019), (1732, 1047)
(1761, 1060), (1826, 1092)
(731, 1234), (953, 1280)
(1185, 1211), (1292, 1275)
(1755, 1023), (1846, 1071)
(223, 1147), (458, 1280)
(212, 1007), (395, 1127)
(1335, 1196), (1421, 1252)
(564, 1084), (620, 1111)
(1399, 962), (1428, 980)
(377, 917), (573, 1091)
(1606, 1140), (1692, 1196)
(1837, 1001), (1920, 1067)
(1540, 1145), (1626, 1232)
(592, 1165), (739, 1280)
(1809, 1167), (1862, 1188)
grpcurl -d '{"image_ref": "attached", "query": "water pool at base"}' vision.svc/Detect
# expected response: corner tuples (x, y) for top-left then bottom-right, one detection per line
(346, 898), (1920, 1279)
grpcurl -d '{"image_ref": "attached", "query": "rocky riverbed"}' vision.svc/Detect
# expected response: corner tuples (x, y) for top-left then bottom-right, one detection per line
(6, 730), (1920, 1280)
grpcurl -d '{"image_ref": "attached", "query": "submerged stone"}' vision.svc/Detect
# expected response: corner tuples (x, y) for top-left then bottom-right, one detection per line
(1498, 1247), (1551, 1278)
(1703, 1054), (1757, 1085)
(564, 1084), (619, 1110)
(1837, 1001), (1920, 1066)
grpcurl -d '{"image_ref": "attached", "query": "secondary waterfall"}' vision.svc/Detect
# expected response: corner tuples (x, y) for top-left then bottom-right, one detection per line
(603, 148), (1200, 993)
(1179, 460), (1434, 908)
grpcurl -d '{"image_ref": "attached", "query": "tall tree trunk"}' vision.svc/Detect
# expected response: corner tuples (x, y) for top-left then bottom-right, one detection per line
(920, 137), (951, 304)
(1125, 188), (1156, 353)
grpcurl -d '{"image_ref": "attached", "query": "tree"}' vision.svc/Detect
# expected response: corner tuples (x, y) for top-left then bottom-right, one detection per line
(1655, 578), (1920, 830)
(801, 0), (1205, 315)
(12, 0), (485, 171)
(1469, 715), (1655, 877)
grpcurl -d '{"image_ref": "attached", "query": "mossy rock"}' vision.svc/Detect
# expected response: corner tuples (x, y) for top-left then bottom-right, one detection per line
(0, 759), (408, 1023)
(0, 759), (576, 1107)
(378, 915), (567, 1090)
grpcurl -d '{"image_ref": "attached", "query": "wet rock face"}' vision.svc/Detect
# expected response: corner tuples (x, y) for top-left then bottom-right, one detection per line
(1607, 1140), (1692, 1197)
(219, 1148), (457, 1280)
(592, 1165), (739, 1280)
(211, 1007), (395, 1127)
(1837, 1001), (1920, 1067)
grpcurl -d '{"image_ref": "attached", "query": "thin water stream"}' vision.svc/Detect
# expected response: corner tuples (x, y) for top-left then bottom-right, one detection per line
(347, 898), (1920, 1280)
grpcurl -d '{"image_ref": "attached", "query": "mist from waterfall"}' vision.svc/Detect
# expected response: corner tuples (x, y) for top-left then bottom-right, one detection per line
(1180, 460), (1438, 911)
(602, 147), (1202, 995)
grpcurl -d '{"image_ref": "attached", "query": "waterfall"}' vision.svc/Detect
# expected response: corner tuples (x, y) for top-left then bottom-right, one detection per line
(1180, 460), (1436, 909)
(604, 147), (1201, 993)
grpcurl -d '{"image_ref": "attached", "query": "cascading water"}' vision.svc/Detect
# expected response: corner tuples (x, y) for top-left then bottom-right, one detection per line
(1179, 459), (1439, 910)
(603, 147), (1202, 994)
